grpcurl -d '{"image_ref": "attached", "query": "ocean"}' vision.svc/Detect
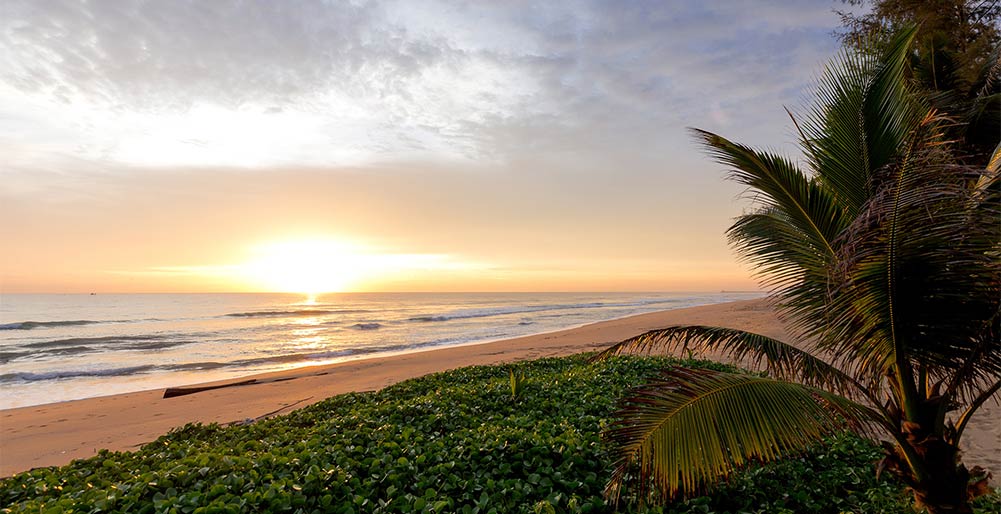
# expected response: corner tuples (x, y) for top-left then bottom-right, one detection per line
(0, 292), (761, 409)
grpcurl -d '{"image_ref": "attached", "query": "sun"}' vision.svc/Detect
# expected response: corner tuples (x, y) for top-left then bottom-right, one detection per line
(241, 240), (366, 294)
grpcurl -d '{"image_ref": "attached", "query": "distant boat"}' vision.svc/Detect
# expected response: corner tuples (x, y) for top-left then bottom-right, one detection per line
(89, 292), (96, 295)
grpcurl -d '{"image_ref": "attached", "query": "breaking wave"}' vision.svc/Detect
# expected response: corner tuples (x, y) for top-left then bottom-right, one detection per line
(0, 320), (102, 330)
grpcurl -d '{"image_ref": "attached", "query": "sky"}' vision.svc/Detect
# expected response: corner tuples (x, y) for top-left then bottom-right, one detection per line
(1, 0), (855, 293)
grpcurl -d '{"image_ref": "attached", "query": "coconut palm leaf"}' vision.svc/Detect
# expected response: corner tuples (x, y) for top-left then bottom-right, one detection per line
(954, 379), (1001, 443)
(692, 130), (847, 265)
(591, 325), (873, 401)
(824, 133), (1001, 386)
(945, 313), (1001, 410)
(800, 27), (920, 217)
(760, 27), (921, 348)
(692, 131), (849, 341)
(811, 111), (953, 412)
(988, 141), (1001, 173)
(725, 209), (837, 341)
(604, 368), (880, 503)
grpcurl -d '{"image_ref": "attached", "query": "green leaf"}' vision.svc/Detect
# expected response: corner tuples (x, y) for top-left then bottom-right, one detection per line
(592, 325), (869, 401)
(604, 368), (875, 502)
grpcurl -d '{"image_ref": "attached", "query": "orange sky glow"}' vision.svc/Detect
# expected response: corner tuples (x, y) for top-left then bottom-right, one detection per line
(0, 2), (852, 294)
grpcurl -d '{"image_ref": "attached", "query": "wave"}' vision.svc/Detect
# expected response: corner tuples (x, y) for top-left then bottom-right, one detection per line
(0, 365), (160, 383)
(0, 351), (35, 364)
(0, 332), (505, 384)
(1, 326), (539, 384)
(0, 320), (102, 330)
(223, 309), (370, 318)
(25, 335), (163, 349)
(349, 323), (382, 330)
(0, 347), (384, 384)
(408, 298), (681, 323)
(0, 360), (260, 383)
(22, 335), (194, 353)
(0, 346), (100, 364)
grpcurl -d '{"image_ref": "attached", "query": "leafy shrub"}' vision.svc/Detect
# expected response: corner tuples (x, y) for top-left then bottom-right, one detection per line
(1, 354), (992, 513)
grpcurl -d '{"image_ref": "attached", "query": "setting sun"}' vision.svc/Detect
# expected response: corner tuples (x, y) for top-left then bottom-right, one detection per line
(240, 240), (365, 293)
(234, 239), (480, 293)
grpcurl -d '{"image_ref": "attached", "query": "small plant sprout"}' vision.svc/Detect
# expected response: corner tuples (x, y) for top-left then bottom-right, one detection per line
(509, 367), (527, 400)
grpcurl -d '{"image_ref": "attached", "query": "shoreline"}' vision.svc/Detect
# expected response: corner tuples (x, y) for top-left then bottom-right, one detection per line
(2, 298), (997, 481)
(1, 293), (761, 411)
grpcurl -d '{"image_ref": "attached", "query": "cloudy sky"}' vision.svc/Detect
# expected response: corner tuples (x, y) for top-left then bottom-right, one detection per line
(1, 0), (853, 293)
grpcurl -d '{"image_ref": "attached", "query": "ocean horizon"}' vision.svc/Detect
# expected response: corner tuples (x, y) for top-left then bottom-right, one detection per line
(0, 291), (762, 409)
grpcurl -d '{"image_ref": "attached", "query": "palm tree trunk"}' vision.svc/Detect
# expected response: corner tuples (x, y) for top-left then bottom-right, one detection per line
(907, 433), (974, 514)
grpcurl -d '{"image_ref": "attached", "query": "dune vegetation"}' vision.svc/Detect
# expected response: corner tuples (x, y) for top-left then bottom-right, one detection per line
(6, 354), (999, 513)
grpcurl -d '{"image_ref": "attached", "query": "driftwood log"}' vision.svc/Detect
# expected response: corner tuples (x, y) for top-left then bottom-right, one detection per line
(162, 379), (257, 398)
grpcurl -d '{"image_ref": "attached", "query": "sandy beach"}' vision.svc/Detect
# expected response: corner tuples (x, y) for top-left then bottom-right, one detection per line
(2, 299), (997, 481)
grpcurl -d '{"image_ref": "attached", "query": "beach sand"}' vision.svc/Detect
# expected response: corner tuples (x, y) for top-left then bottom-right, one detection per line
(2, 298), (997, 481)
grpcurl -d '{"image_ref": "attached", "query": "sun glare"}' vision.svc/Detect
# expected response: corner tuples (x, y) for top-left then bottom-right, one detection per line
(241, 240), (365, 294)
(234, 238), (481, 294)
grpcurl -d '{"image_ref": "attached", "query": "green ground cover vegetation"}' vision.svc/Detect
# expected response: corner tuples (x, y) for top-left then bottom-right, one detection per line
(3, 354), (998, 513)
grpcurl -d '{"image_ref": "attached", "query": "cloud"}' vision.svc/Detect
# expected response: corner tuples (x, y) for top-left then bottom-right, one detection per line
(0, 0), (846, 170)
(5, 1), (388, 109)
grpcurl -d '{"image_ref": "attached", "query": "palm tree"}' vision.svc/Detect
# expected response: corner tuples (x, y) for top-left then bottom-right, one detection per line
(596, 27), (1000, 514)
(836, 0), (1001, 167)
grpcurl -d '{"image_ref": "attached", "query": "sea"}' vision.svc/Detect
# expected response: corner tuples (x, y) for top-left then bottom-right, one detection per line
(0, 292), (762, 409)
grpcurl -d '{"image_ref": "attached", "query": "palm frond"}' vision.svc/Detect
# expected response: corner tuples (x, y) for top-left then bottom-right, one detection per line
(692, 131), (849, 342)
(954, 379), (1001, 443)
(988, 141), (1001, 173)
(693, 130), (847, 264)
(725, 209), (840, 341)
(824, 131), (1001, 381)
(801, 26), (920, 217)
(835, 109), (951, 414)
(592, 325), (869, 400)
(604, 368), (880, 502)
